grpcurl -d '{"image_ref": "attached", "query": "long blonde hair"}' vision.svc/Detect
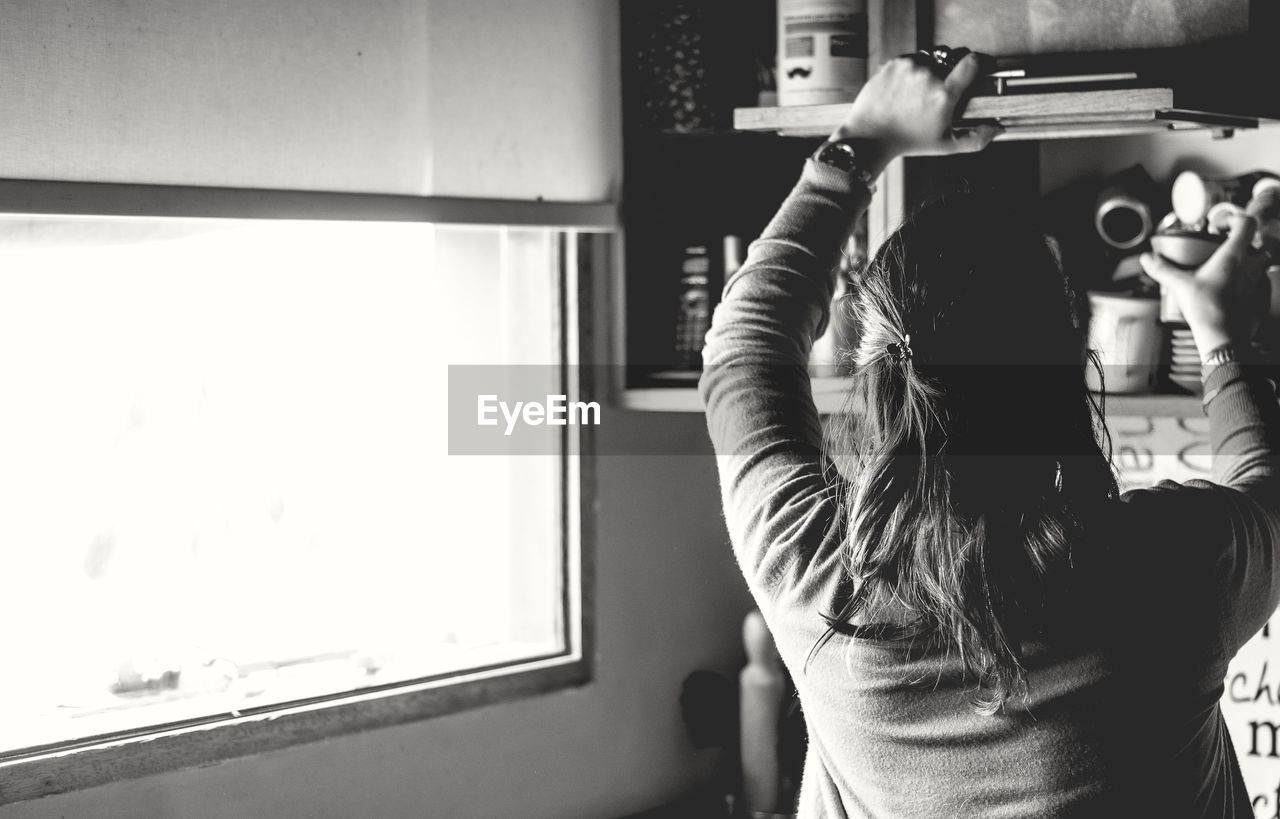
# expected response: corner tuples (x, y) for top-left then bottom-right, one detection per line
(819, 192), (1118, 714)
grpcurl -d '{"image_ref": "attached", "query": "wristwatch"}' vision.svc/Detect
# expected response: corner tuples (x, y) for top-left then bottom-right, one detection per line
(811, 139), (878, 194)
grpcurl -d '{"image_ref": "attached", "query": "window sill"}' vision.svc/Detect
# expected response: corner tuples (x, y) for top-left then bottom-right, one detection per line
(0, 653), (590, 805)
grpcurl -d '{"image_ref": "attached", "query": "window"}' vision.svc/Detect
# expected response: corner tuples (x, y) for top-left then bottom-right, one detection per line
(0, 186), (610, 800)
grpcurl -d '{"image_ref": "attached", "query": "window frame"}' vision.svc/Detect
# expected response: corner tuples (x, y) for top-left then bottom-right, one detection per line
(0, 180), (613, 804)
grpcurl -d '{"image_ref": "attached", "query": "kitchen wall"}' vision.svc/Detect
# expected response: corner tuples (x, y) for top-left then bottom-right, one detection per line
(0, 1), (758, 817)
(1040, 125), (1280, 195)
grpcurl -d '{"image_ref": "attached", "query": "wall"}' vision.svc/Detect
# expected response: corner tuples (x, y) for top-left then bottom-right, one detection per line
(0, 2), (754, 818)
(1040, 125), (1280, 195)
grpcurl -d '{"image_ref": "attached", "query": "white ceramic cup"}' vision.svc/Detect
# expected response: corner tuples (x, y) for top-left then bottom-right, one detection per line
(1085, 292), (1162, 394)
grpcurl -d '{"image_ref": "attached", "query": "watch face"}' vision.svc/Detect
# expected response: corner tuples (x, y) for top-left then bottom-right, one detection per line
(818, 141), (857, 171)
(812, 141), (877, 194)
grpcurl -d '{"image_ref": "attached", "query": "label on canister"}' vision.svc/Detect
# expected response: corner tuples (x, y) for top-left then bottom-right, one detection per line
(777, 0), (867, 107)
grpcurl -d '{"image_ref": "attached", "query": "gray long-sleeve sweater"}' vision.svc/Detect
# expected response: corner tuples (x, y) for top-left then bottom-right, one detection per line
(699, 158), (1280, 817)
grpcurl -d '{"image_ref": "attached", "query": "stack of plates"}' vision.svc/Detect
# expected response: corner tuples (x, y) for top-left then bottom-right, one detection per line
(1166, 320), (1280, 395)
(1168, 328), (1202, 394)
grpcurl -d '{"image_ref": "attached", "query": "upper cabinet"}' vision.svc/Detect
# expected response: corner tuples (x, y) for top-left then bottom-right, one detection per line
(617, 0), (1278, 417)
(737, 0), (1280, 141)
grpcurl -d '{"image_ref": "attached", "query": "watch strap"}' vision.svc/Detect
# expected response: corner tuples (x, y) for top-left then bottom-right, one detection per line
(811, 140), (878, 195)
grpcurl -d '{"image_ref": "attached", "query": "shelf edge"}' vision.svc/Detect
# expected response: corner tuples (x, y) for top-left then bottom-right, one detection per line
(620, 384), (1202, 418)
(735, 87), (1177, 137)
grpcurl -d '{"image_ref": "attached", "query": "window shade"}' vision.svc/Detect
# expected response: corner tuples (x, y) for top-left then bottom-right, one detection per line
(0, 0), (621, 201)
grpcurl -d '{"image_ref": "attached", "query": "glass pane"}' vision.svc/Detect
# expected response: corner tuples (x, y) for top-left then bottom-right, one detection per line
(0, 216), (566, 753)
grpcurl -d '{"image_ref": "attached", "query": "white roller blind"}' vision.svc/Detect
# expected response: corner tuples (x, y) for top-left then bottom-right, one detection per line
(426, 0), (621, 202)
(0, 0), (621, 201)
(0, 1), (431, 193)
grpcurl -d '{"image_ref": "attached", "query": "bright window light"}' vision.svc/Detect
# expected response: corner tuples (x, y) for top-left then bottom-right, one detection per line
(0, 216), (569, 753)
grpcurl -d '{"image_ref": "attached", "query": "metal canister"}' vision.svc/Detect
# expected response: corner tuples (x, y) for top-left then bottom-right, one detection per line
(776, 0), (867, 107)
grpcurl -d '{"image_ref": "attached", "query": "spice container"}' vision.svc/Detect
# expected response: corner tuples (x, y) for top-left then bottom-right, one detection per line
(674, 244), (712, 370)
(776, 0), (867, 107)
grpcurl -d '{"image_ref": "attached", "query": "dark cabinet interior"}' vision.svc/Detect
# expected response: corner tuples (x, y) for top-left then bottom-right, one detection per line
(618, 0), (1043, 386)
(621, 132), (821, 382)
(874, 0), (1280, 123)
(617, 0), (1276, 414)
(619, 0), (816, 384)
(902, 143), (1042, 209)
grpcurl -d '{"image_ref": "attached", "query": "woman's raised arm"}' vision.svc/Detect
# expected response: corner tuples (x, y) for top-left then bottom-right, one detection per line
(698, 54), (999, 608)
(1139, 211), (1280, 653)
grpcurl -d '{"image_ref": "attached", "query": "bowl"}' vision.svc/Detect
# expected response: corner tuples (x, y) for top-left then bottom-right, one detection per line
(1150, 230), (1226, 324)
(1150, 230), (1224, 268)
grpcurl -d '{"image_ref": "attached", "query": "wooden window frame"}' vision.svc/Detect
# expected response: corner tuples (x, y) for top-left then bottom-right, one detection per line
(0, 180), (614, 805)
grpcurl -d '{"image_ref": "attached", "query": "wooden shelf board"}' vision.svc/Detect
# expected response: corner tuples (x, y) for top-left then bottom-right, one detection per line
(618, 386), (705, 412)
(965, 87), (1174, 119)
(618, 376), (852, 413)
(735, 87), (1191, 140)
(620, 380), (1202, 418)
(993, 121), (1197, 142)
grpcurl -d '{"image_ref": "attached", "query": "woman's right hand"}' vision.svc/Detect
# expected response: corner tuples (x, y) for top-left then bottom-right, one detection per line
(828, 52), (1002, 177)
(1139, 214), (1271, 360)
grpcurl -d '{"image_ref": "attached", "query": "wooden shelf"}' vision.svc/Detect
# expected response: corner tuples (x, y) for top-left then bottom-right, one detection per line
(619, 376), (852, 413)
(620, 378), (1202, 418)
(734, 87), (1260, 140)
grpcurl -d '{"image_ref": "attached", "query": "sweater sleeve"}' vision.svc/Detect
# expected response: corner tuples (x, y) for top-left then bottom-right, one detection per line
(698, 158), (873, 606)
(1201, 361), (1280, 652)
(1118, 363), (1280, 659)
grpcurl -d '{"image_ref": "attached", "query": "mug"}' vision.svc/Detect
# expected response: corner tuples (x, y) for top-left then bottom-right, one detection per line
(1171, 170), (1280, 227)
(1095, 186), (1153, 251)
(1085, 292), (1161, 394)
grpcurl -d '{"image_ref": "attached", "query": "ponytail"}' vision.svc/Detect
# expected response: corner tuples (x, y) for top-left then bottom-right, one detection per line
(816, 194), (1118, 714)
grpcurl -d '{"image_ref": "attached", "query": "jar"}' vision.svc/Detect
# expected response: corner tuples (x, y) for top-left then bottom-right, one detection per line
(776, 0), (867, 107)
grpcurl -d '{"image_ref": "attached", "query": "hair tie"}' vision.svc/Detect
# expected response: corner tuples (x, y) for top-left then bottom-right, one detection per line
(886, 333), (912, 364)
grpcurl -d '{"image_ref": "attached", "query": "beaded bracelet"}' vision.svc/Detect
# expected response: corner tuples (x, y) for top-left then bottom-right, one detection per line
(1200, 343), (1241, 376)
(1200, 344), (1247, 413)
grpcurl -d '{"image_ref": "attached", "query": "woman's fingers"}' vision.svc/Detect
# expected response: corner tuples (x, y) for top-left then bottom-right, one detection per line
(942, 56), (999, 154)
(833, 46), (999, 160)
(946, 124), (1002, 154)
(1219, 213), (1260, 260)
(943, 53), (982, 99)
(1138, 252), (1189, 288)
(1204, 215), (1267, 285)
